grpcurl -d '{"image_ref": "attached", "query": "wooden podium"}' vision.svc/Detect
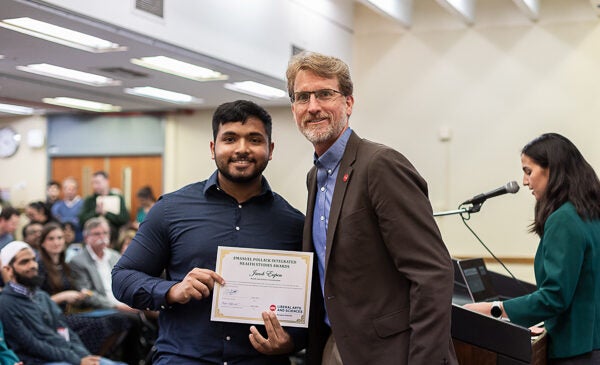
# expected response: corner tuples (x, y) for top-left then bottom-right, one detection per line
(452, 259), (546, 364)
(452, 304), (547, 365)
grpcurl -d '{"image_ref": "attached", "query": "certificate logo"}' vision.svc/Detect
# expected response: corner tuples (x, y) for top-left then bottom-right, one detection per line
(269, 304), (276, 311)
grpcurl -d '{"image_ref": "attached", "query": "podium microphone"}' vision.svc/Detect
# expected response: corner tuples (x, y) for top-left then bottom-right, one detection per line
(462, 181), (520, 205)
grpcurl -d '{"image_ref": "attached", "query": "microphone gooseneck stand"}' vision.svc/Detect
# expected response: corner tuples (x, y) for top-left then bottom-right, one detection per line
(434, 201), (530, 294)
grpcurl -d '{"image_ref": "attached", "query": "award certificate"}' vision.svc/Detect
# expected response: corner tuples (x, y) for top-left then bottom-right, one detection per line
(211, 246), (313, 328)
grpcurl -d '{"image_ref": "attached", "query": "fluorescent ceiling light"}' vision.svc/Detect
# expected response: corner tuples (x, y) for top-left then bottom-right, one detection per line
(131, 56), (228, 81)
(0, 17), (126, 53)
(224, 81), (287, 100)
(42, 97), (121, 112)
(0, 55), (5, 59)
(124, 86), (203, 104)
(0, 103), (35, 115)
(17, 63), (120, 87)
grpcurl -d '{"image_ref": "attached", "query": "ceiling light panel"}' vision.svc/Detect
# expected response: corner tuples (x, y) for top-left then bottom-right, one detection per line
(17, 63), (121, 87)
(42, 97), (122, 112)
(224, 81), (287, 100)
(131, 56), (228, 81)
(124, 86), (203, 104)
(0, 103), (35, 115)
(0, 17), (127, 53)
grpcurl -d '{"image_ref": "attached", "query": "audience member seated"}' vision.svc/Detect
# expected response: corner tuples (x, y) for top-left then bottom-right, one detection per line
(132, 186), (156, 230)
(63, 221), (84, 262)
(0, 320), (22, 365)
(45, 180), (61, 213)
(21, 221), (43, 252)
(52, 177), (84, 242)
(79, 171), (129, 247)
(115, 224), (137, 255)
(37, 223), (134, 358)
(0, 207), (19, 250)
(37, 223), (89, 312)
(0, 241), (126, 365)
(24, 201), (56, 225)
(71, 217), (132, 311)
(71, 217), (156, 363)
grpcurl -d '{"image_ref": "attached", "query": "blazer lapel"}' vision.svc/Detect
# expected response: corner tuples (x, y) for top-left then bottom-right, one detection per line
(85, 249), (105, 294)
(303, 165), (318, 252)
(324, 131), (360, 267)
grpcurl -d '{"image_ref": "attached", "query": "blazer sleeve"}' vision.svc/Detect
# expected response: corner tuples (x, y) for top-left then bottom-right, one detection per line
(368, 148), (455, 363)
(504, 209), (586, 326)
(70, 256), (115, 309)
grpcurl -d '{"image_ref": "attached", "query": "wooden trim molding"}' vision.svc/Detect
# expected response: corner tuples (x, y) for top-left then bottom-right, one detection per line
(453, 256), (534, 265)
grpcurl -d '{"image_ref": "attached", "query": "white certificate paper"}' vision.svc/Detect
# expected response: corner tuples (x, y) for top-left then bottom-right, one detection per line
(211, 246), (313, 328)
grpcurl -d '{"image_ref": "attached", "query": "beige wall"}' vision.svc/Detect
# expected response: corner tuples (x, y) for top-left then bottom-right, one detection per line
(352, 1), (600, 281)
(0, 116), (48, 207)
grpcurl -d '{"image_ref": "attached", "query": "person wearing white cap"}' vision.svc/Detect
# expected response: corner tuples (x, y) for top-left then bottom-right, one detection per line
(0, 241), (126, 365)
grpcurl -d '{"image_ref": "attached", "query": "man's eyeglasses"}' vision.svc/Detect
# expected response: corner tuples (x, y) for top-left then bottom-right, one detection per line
(89, 231), (109, 237)
(292, 89), (344, 104)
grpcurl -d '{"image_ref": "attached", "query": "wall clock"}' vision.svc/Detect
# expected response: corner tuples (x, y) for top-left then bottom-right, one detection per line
(0, 127), (20, 158)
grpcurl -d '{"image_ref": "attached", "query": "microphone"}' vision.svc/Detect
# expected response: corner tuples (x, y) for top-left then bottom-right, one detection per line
(462, 181), (520, 205)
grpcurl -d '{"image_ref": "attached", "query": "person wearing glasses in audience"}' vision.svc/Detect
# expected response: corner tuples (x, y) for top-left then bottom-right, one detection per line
(465, 133), (600, 365)
(285, 51), (457, 365)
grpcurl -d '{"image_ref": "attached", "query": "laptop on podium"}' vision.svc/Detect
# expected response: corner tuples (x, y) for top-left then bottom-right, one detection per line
(456, 257), (507, 302)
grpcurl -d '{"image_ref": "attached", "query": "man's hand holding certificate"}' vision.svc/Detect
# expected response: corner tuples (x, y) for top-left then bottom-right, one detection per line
(211, 246), (313, 328)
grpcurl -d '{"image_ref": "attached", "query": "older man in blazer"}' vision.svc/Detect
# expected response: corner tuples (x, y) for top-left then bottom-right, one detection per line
(286, 52), (457, 365)
(70, 217), (128, 310)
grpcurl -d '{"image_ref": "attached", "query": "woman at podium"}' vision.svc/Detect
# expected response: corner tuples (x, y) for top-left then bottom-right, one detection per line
(465, 133), (600, 365)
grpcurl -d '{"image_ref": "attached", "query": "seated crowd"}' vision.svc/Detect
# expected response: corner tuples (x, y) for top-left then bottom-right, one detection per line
(0, 176), (157, 365)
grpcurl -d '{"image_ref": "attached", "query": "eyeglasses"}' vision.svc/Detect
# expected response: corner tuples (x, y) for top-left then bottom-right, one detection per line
(89, 231), (109, 237)
(292, 89), (344, 104)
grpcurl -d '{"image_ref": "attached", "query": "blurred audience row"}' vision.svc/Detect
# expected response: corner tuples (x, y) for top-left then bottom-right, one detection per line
(0, 171), (156, 252)
(0, 171), (158, 364)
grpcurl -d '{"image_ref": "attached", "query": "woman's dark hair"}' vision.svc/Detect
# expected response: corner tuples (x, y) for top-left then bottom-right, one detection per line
(522, 133), (600, 235)
(136, 186), (156, 201)
(27, 200), (51, 223)
(39, 222), (73, 293)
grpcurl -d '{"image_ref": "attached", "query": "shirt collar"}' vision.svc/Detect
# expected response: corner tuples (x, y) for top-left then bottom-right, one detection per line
(86, 244), (108, 263)
(313, 127), (353, 169)
(203, 170), (274, 200)
(8, 281), (34, 297)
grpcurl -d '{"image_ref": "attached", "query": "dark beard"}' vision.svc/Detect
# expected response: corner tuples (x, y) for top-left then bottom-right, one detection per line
(14, 270), (44, 290)
(217, 156), (268, 184)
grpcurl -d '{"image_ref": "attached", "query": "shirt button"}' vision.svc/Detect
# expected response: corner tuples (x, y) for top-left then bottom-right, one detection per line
(320, 216), (325, 221)
(320, 186), (325, 192)
(160, 305), (165, 309)
(226, 336), (231, 341)
(224, 362), (227, 365)
(238, 204), (242, 208)
(327, 169), (332, 175)
(235, 226), (240, 230)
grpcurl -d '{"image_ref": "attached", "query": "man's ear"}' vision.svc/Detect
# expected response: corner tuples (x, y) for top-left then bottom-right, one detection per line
(1, 265), (13, 284)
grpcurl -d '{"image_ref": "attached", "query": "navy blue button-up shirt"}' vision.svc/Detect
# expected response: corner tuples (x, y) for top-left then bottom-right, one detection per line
(112, 171), (306, 364)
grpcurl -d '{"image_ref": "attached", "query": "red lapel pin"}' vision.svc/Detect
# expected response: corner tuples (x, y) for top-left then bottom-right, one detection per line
(343, 173), (349, 182)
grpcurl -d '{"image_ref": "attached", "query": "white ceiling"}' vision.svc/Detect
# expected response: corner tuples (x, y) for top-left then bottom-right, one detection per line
(0, 0), (293, 116)
(2, 0), (598, 117)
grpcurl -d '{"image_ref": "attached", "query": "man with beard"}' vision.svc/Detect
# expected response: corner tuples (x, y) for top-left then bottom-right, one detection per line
(112, 100), (306, 364)
(0, 241), (126, 365)
(286, 51), (457, 365)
